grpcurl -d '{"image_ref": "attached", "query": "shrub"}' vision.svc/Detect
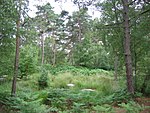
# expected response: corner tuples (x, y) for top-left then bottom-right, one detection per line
(38, 68), (48, 89)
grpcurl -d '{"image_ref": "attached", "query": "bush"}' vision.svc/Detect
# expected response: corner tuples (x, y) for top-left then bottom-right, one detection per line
(38, 68), (48, 89)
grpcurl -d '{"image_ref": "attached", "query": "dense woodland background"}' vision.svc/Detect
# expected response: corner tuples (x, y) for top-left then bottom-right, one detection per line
(0, 0), (150, 112)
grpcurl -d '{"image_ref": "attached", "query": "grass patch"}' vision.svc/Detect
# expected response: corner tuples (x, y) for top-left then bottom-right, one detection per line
(49, 72), (118, 95)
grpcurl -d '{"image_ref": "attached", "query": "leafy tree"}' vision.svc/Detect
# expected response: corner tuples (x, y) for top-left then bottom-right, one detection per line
(0, 0), (17, 76)
(34, 3), (59, 65)
(19, 45), (38, 79)
(94, 0), (124, 76)
(130, 1), (150, 94)
(66, 8), (92, 66)
(95, 0), (150, 94)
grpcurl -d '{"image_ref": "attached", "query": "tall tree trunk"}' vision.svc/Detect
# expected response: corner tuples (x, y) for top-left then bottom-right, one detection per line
(133, 32), (137, 90)
(41, 35), (44, 65)
(122, 0), (134, 94)
(134, 50), (137, 89)
(68, 46), (74, 65)
(11, 0), (21, 96)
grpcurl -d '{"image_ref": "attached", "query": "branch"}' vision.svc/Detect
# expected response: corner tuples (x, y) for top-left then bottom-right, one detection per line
(99, 8), (150, 29)
(130, 8), (150, 27)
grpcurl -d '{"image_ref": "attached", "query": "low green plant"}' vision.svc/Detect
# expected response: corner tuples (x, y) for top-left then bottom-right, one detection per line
(49, 72), (115, 96)
(46, 65), (112, 76)
(43, 88), (111, 111)
(0, 91), (50, 113)
(71, 102), (85, 113)
(118, 101), (144, 113)
(17, 99), (49, 113)
(0, 66), (133, 113)
(93, 89), (134, 106)
(93, 104), (114, 113)
(0, 82), (11, 93)
(49, 107), (59, 112)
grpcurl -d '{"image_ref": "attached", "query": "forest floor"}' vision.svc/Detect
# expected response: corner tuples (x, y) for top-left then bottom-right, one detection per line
(0, 97), (150, 113)
(0, 68), (149, 113)
(136, 97), (150, 113)
(0, 103), (10, 113)
(114, 97), (150, 113)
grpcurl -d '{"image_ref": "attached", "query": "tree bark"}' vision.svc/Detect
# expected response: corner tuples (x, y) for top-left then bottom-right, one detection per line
(122, 0), (134, 94)
(11, 0), (21, 96)
(52, 29), (56, 66)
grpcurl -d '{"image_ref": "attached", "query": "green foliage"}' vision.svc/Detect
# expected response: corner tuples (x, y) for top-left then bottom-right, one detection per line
(1, 1), (150, 112)
(18, 101), (48, 113)
(145, 81), (150, 95)
(93, 104), (114, 113)
(73, 32), (112, 70)
(0, 0), (16, 76)
(44, 64), (112, 76)
(0, 82), (11, 94)
(0, 91), (50, 113)
(49, 71), (115, 94)
(100, 89), (133, 104)
(19, 45), (38, 78)
(71, 102), (85, 113)
(118, 101), (144, 113)
(38, 68), (48, 89)
(44, 88), (96, 111)
(0, 72), (146, 113)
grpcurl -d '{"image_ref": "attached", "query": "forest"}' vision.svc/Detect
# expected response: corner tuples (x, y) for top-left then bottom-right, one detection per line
(0, 0), (150, 112)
